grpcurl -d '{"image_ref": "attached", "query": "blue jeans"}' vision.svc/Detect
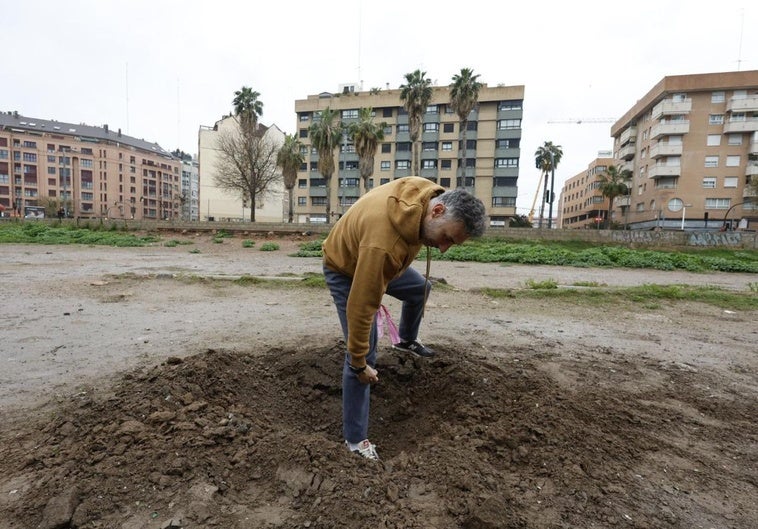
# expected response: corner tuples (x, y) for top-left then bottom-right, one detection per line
(323, 265), (431, 443)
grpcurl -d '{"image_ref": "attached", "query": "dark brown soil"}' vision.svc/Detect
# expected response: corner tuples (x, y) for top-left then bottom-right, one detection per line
(0, 237), (756, 528)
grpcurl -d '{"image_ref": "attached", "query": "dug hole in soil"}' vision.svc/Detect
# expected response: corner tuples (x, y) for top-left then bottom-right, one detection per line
(0, 234), (756, 529)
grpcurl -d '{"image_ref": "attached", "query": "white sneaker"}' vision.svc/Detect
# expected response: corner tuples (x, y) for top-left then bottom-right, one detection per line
(346, 439), (380, 460)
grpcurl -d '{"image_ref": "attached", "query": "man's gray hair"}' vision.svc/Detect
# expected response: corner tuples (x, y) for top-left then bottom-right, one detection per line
(434, 188), (487, 237)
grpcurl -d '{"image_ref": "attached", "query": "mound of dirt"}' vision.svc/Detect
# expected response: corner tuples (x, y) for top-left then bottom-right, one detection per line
(1, 339), (755, 529)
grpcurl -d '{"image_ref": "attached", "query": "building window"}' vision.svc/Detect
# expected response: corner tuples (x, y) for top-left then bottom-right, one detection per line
(298, 179), (307, 188)
(421, 160), (437, 169)
(440, 178), (451, 187)
(494, 158), (518, 168)
(730, 112), (747, 122)
(297, 197), (306, 206)
(440, 160), (452, 169)
(493, 177), (518, 187)
(341, 109), (359, 119)
(380, 178), (390, 185)
(299, 128), (308, 138)
(443, 123), (454, 133)
(299, 114), (310, 122)
(425, 105), (438, 114)
(711, 91), (725, 103)
(497, 119), (521, 130)
(706, 134), (721, 146)
(492, 197), (516, 207)
(496, 138), (520, 149)
(382, 108), (393, 118)
(380, 161), (391, 171)
(396, 142), (411, 152)
(381, 143), (391, 153)
(708, 114), (724, 125)
(422, 142), (437, 151)
(704, 156), (719, 168)
(311, 197), (326, 206)
(423, 123), (439, 133)
(396, 160), (410, 170)
(727, 134), (743, 145)
(726, 155), (740, 167)
(498, 100), (522, 111)
(702, 177), (716, 188)
(397, 124), (409, 133)
(724, 177), (738, 188)
(705, 198), (730, 209)
(441, 142), (453, 151)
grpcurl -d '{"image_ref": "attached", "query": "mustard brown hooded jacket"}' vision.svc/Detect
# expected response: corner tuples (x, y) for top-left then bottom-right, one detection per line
(322, 177), (444, 368)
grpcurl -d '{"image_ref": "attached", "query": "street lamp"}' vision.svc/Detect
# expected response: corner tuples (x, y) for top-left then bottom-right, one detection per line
(547, 151), (556, 229)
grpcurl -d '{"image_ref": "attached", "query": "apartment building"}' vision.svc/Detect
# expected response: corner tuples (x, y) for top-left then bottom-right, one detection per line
(611, 70), (758, 230)
(293, 83), (525, 224)
(180, 158), (200, 221)
(0, 112), (180, 220)
(197, 116), (286, 222)
(559, 153), (615, 229)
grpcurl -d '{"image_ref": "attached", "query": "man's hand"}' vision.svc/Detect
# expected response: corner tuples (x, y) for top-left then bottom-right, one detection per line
(357, 365), (379, 385)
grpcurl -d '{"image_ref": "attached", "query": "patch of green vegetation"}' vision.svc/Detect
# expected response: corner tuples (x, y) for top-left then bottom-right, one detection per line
(435, 238), (758, 273)
(164, 239), (193, 247)
(525, 278), (558, 289)
(293, 237), (326, 257)
(259, 242), (279, 251)
(749, 282), (758, 293)
(480, 283), (757, 311)
(242, 239), (255, 248)
(0, 222), (158, 247)
(233, 275), (265, 286)
(189, 248), (201, 254)
(572, 281), (605, 287)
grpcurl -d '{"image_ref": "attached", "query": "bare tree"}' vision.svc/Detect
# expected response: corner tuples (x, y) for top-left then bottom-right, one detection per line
(213, 124), (281, 222)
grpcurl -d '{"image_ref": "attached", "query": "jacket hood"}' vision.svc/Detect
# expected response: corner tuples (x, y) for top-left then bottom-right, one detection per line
(386, 178), (444, 244)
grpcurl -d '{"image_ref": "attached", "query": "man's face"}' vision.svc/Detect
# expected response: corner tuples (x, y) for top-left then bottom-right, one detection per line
(420, 203), (469, 254)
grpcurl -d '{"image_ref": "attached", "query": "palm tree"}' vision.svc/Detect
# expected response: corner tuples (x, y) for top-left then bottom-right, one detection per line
(400, 69), (432, 176)
(449, 68), (482, 188)
(534, 141), (563, 228)
(308, 107), (343, 223)
(348, 108), (386, 195)
(232, 86), (264, 138)
(276, 134), (304, 223)
(598, 164), (632, 229)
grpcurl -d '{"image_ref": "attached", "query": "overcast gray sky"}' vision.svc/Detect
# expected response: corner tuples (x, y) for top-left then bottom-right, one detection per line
(2, 0), (755, 214)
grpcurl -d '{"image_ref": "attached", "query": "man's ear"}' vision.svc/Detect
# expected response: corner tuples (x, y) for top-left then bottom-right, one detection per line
(431, 203), (446, 217)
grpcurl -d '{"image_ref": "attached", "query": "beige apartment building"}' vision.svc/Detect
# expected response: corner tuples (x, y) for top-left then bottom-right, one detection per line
(198, 116), (286, 222)
(559, 153), (615, 229)
(293, 83), (525, 225)
(0, 112), (180, 220)
(610, 70), (758, 231)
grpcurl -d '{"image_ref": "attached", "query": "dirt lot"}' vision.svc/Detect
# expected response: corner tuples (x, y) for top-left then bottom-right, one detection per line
(0, 232), (756, 529)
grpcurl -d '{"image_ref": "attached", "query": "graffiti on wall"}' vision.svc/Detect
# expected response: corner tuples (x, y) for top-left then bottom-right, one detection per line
(610, 231), (679, 244)
(688, 232), (743, 247)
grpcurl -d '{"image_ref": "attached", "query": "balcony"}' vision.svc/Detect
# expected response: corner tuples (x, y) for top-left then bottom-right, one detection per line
(648, 164), (681, 178)
(618, 126), (636, 146)
(723, 117), (758, 134)
(649, 143), (683, 159)
(617, 143), (636, 160)
(744, 186), (757, 199)
(751, 131), (758, 155)
(746, 162), (758, 177)
(651, 99), (692, 119)
(650, 121), (690, 139)
(726, 95), (758, 113)
(615, 195), (631, 207)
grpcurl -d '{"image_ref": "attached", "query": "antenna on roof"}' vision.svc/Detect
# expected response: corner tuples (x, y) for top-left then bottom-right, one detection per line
(736, 8), (745, 71)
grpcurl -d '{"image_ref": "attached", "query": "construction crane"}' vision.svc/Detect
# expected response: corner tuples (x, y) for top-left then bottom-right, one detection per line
(546, 117), (616, 124)
(527, 118), (618, 222)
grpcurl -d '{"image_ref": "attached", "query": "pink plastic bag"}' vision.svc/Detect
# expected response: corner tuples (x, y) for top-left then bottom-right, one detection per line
(376, 304), (400, 344)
